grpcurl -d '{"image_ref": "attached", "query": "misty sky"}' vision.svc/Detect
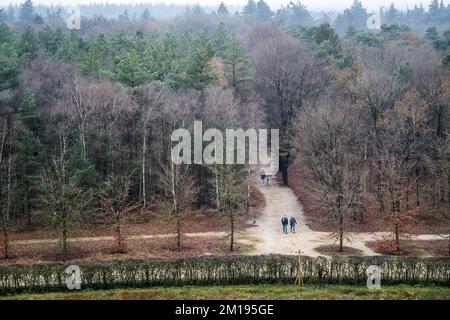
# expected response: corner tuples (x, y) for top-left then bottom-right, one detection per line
(0, 0), (448, 12)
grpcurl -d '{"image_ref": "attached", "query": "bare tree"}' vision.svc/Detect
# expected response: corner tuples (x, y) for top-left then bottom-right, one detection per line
(376, 155), (415, 252)
(294, 100), (367, 251)
(158, 163), (199, 250)
(203, 86), (240, 209)
(88, 80), (137, 176)
(41, 121), (91, 257)
(99, 173), (134, 253)
(251, 31), (328, 185)
(67, 76), (94, 161)
(219, 165), (247, 252)
(252, 33), (327, 143)
(136, 84), (168, 208)
(0, 142), (12, 258)
(426, 136), (450, 255)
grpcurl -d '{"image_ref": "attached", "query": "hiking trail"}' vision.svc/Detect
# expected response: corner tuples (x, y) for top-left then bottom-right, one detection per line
(245, 178), (443, 257)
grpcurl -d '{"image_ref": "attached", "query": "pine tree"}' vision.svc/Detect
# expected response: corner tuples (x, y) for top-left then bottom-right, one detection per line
(212, 23), (230, 57)
(385, 3), (400, 23)
(443, 52), (450, 67)
(0, 9), (6, 23)
(67, 143), (98, 189)
(334, 0), (368, 31)
(169, 31), (217, 90)
(276, 1), (314, 26)
(217, 2), (229, 15)
(429, 0), (440, 17)
(256, 0), (273, 21)
(191, 4), (204, 15)
(118, 10), (130, 22)
(6, 5), (15, 20)
(425, 27), (439, 41)
(243, 0), (257, 15)
(116, 49), (150, 88)
(38, 25), (60, 56)
(56, 32), (81, 61)
(79, 41), (102, 75)
(19, 0), (35, 24)
(141, 8), (151, 20)
(185, 32), (217, 90)
(18, 88), (40, 131)
(0, 23), (13, 43)
(18, 25), (38, 59)
(16, 129), (43, 224)
(223, 35), (251, 93)
(0, 42), (20, 91)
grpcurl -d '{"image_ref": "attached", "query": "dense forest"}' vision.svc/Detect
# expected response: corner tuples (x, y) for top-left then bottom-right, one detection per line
(0, 0), (449, 258)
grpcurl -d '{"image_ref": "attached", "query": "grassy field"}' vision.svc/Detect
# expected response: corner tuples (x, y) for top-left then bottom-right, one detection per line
(2, 284), (450, 300)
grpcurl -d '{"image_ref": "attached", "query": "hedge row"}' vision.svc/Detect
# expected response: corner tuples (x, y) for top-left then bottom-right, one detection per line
(0, 255), (449, 294)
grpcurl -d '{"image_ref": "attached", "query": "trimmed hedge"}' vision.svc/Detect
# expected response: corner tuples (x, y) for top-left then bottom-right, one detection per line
(0, 255), (449, 294)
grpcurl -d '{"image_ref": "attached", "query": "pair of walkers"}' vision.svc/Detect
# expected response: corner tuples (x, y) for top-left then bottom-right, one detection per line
(260, 174), (271, 186)
(281, 215), (297, 234)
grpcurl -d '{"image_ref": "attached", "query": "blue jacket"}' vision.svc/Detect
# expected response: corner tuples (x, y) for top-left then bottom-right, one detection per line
(290, 217), (297, 226)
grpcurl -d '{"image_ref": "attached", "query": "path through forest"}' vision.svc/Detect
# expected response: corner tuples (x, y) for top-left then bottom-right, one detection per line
(245, 179), (444, 257)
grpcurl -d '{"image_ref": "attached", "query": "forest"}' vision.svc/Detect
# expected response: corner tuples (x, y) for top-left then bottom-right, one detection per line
(0, 0), (449, 263)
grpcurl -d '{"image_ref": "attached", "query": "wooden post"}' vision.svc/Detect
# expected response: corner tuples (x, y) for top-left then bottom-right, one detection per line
(295, 249), (304, 287)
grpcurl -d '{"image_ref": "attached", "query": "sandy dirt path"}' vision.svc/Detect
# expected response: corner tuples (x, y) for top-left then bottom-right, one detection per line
(12, 231), (228, 245)
(245, 179), (444, 257)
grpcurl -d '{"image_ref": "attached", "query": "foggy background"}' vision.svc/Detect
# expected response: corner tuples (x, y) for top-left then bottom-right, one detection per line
(1, 0), (448, 11)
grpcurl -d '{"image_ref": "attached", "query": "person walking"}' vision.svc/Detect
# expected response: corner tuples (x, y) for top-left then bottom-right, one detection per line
(281, 215), (289, 234)
(290, 216), (298, 233)
(261, 173), (266, 186)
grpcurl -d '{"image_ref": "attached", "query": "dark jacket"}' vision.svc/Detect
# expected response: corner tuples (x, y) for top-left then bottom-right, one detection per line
(290, 217), (297, 226)
(281, 217), (288, 225)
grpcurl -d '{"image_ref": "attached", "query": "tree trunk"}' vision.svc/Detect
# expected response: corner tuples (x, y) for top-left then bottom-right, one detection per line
(447, 168), (450, 203)
(141, 129), (147, 208)
(338, 195), (343, 252)
(176, 215), (181, 251)
(116, 214), (123, 252)
(26, 193), (31, 225)
(392, 196), (400, 252)
(232, 61), (236, 88)
(339, 211), (344, 252)
(80, 131), (87, 161)
(229, 210), (235, 252)
(282, 165), (288, 186)
(448, 230), (450, 257)
(0, 177), (8, 259)
(215, 171), (220, 210)
(62, 221), (68, 257)
(376, 162), (384, 213)
(448, 233), (450, 257)
(415, 167), (420, 207)
(1, 218), (8, 259)
(6, 156), (12, 221)
(395, 222), (400, 252)
(0, 119), (6, 165)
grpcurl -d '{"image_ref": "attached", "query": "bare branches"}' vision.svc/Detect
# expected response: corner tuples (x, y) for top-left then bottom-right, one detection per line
(99, 173), (135, 253)
(158, 163), (199, 250)
(294, 100), (368, 251)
